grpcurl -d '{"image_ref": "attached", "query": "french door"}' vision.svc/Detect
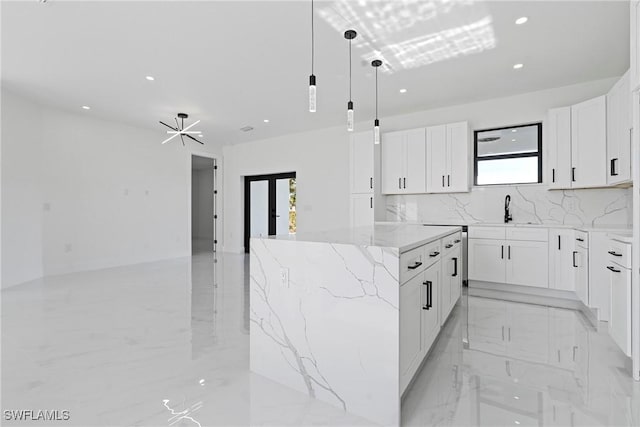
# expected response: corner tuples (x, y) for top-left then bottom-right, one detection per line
(244, 172), (296, 253)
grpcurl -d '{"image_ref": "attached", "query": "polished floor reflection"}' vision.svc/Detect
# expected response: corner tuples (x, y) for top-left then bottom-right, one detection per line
(2, 253), (639, 426)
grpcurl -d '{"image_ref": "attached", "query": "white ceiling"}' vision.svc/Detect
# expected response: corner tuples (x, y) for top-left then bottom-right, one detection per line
(1, 1), (629, 146)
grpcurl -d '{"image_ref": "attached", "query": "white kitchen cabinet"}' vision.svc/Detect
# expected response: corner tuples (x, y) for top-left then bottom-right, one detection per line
(421, 262), (440, 357)
(546, 107), (572, 189)
(400, 273), (423, 387)
(505, 240), (549, 288)
(426, 121), (469, 193)
(606, 71), (632, 185)
(381, 128), (426, 194)
(349, 194), (374, 228)
(570, 95), (607, 188)
(609, 260), (632, 356)
(573, 245), (589, 306)
(548, 228), (576, 292)
(587, 232), (611, 321)
(441, 245), (462, 322)
(468, 238), (506, 283)
(350, 130), (374, 194)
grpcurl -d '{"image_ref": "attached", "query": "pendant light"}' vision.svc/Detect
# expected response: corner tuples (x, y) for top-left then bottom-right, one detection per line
(309, 0), (317, 112)
(344, 30), (357, 131)
(372, 59), (382, 144)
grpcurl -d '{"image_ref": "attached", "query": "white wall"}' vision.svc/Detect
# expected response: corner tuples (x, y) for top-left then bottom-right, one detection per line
(1, 88), (222, 287)
(223, 126), (350, 253)
(1, 89), (44, 288)
(192, 167), (214, 240)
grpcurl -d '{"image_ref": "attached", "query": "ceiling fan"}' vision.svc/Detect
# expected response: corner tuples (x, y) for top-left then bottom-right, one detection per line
(159, 113), (204, 146)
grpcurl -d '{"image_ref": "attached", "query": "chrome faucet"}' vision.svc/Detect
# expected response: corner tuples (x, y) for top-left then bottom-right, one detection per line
(504, 195), (513, 223)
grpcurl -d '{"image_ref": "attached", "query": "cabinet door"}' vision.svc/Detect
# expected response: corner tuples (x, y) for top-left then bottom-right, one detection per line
(447, 246), (462, 310)
(506, 241), (549, 288)
(349, 194), (374, 228)
(607, 72), (632, 185)
(468, 239), (506, 283)
(400, 273), (423, 390)
(587, 232), (611, 321)
(350, 130), (374, 194)
(446, 122), (470, 193)
(548, 229), (575, 291)
(404, 128), (426, 193)
(381, 131), (405, 194)
(609, 264), (631, 356)
(573, 247), (589, 305)
(571, 96), (607, 188)
(546, 107), (572, 189)
(421, 262), (440, 356)
(426, 125), (447, 193)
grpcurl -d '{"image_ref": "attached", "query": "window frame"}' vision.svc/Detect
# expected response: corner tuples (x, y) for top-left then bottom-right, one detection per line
(473, 122), (543, 186)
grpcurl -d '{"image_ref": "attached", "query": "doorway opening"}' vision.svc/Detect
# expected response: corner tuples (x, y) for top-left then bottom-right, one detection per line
(191, 155), (218, 254)
(244, 172), (296, 253)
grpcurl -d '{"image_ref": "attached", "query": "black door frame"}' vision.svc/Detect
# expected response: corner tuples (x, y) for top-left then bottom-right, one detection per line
(244, 172), (296, 253)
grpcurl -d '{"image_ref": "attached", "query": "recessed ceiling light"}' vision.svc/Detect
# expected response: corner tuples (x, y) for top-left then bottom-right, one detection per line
(399, 88), (407, 93)
(514, 396), (520, 400)
(515, 422), (521, 425)
(512, 129), (517, 132)
(512, 139), (516, 142)
(145, 76), (155, 81)
(263, 119), (270, 123)
(515, 17), (528, 25)
(82, 105), (91, 110)
(513, 63), (524, 70)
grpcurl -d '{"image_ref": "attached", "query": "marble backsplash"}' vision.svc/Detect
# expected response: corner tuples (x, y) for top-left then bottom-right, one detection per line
(385, 185), (632, 227)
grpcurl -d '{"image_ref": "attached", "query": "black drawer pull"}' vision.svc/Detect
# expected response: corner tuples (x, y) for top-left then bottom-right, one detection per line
(608, 251), (622, 257)
(422, 280), (432, 310)
(452, 257), (458, 277)
(576, 238), (584, 242)
(445, 244), (453, 249)
(454, 239), (461, 243)
(408, 261), (422, 270)
(607, 266), (621, 273)
(429, 251), (440, 257)
(573, 251), (578, 268)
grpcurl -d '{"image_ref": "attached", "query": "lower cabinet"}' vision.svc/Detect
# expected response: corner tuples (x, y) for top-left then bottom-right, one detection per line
(574, 245), (589, 305)
(421, 261), (441, 355)
(441, 245), (461, 324)
(548, 228), (576, 292)
(608, 258), (632, 356)
(468, 238), (505, 283)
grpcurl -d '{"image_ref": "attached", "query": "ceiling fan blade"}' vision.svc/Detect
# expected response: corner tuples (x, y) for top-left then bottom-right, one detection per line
(180, 119), (200, 133)
(175, 117), (181, 131)
(180, 134), (186, 147)
(159, 121), (179, 131)
(185, 134), (204, 145)
(161, 133), (180, 144)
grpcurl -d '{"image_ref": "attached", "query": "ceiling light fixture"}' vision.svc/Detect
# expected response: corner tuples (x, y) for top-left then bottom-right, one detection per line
(513, 63), (524, 69)
(145, 76), (155, 81)
(515, 16), (528, 25)
(263, 119), (270, 123)
(372, 59), (382, 144)
(308, 0), (317, 112)
(82, 105), (91, 110)
(159, 113), (203, 146)
(345, 29), (357, 132)
(399, 88), (407, 93)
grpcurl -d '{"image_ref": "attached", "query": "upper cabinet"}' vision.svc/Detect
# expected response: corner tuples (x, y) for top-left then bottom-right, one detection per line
(427, 122), (470, 193)
(381, 121), (469, 195)
(350, 130), (374, 194)
(631, 1), (640, 91)
(546, 107), (572, 189)
(606, 71), (632, 185)
(381, 128), (426, 194)
(570, 95), (607, 188)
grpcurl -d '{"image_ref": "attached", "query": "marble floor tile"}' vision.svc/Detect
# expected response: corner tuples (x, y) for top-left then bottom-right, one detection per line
(2, 253), (639, 426)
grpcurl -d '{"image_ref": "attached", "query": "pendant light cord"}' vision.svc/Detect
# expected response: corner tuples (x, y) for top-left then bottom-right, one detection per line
(349, 39), (352, 101)
(375, 66), (378, 120)
(311, 0), (314, 74)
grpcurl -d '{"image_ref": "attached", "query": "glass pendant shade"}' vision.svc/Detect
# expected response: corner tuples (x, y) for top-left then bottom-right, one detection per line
(309, 75), (316, 113)
(347, 101), (354, 131)
(374, 119), (380, 144)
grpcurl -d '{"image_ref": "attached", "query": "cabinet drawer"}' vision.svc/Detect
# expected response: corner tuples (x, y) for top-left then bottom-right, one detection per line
(423, 239), (442, 268)
(575, 230), (589, 248)
(400, 245), (426, 284)
(608, 239), (631, 269)
(442, 232), (462, 253)
(468, 226), (505, 240)
(506, 227), (548, 242)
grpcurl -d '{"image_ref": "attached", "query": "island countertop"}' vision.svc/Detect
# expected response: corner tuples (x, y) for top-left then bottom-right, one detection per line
(263, 223), (461, 253)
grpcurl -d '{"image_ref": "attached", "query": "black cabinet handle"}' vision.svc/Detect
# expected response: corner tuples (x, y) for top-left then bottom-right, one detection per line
(452, 257), (458, 277)
(370, 177), (373, 189)
(576, 238), (584, 242)
(398, 178), (402, 189)
(403, 177), (406, 189)
(445, 243), (453, 249)
(572, 167), (576, 182)
(508, 245), (511, 260)
(454, 239), (461, 244)
(422, 281), (432, 310)
(607, 266), (621, 273)
(442, 175), (445, 187)
(552, 168), (555, 183)
(608, 250), (622, 257)
(370, 197), (373, 209)
(501, 245), (504, 259)
(558, 235), (561, 250)
(611, 158), (619, 176)
(573, 251), (578, 268)
(447, 175), (450, 187)
(429, 251), (440, 257)
(408, 261), (423, 270)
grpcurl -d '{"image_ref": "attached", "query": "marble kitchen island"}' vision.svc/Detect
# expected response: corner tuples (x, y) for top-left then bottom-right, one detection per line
(250, 223), (463, 426)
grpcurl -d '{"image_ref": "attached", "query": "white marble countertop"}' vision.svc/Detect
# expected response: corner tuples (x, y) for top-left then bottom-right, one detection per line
(608, 231), (633, 243)
(261, 223), (461, 253)
(380, 221), (631, 233)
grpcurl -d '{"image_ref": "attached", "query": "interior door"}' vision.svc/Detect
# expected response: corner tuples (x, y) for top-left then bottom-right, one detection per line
(244, 172), (296, 252)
